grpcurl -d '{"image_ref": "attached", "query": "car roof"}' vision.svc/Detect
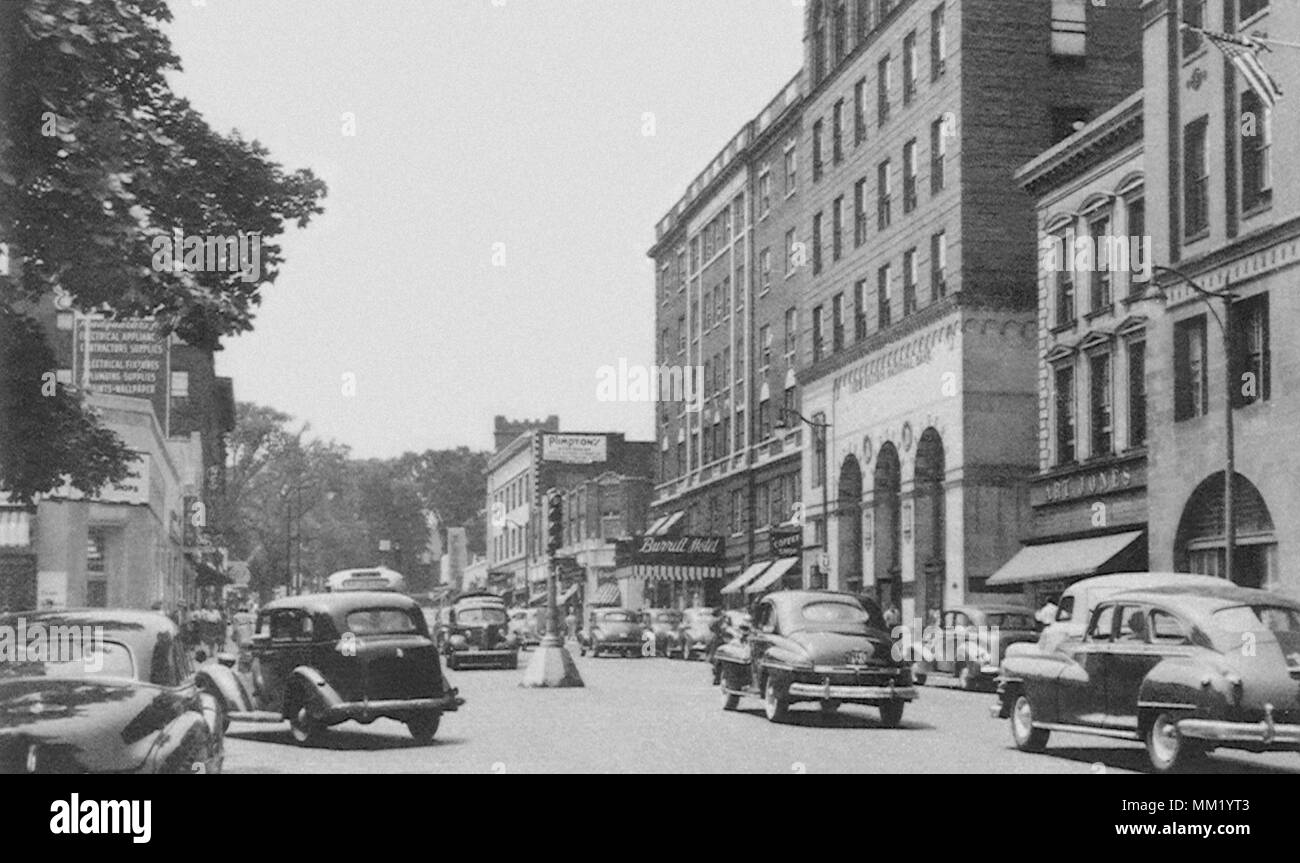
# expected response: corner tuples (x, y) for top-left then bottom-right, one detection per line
(262, 591), (420, 617)
(0, 608), (177, 667)
(1064, 572), (1223, 592)
(764, 589), (862, 608)
(1107, 582), (1300, 612)
(455, 591), (505, 603)
(952, 603), (1034, 616)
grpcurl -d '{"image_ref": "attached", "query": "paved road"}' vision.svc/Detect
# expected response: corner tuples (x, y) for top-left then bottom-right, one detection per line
(223, 649), (1300, 774)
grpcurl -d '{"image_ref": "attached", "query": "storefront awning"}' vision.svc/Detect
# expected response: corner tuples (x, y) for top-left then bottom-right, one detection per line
(986, 530), (1145, 586)
(746, 557), (799, 595)
(590, 583), (622, 606)
(721, 561), (772, 595)
(633, 564), (721, 583)
(648, 511), (684, 536)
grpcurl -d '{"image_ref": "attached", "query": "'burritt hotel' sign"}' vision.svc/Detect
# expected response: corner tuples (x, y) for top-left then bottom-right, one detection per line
(616, 535), (725, 567)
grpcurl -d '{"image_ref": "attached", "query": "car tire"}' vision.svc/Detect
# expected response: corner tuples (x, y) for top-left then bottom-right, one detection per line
(407, 713), (441, 744)
(447, 654), (459, 671)
(287, 698), (325, 747)
(878, 701), (905, 728)
(913, 668), (927, 686)
(1145, 712), (1203, 774)
(762, 676), (788, 723)
(199, 680), (230, 734)
(1010, 694), (1050, 753)
(711, 663), (722, 685)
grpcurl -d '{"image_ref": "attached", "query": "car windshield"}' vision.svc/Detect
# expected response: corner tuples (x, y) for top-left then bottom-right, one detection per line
(601, 612), (635, 623)
(654, 613), (681, 623)
(988, 613), (1034, 630)
(0, 640), (135, 680)
(1212, 605), (1300, 634)
(456, 607), (507, 626)
(346, 609), (419, 635)
(797, 601), (871, 632)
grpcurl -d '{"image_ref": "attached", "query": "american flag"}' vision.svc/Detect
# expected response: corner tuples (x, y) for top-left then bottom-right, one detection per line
(1185, 25), (1284, 108)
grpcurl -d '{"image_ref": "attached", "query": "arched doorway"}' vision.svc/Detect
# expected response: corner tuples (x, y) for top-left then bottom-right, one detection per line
(873, 442), (902, 611)
(1174, 472), (1277, 589)
(837, 455), (864, 593)
(913, 429), (946, 622)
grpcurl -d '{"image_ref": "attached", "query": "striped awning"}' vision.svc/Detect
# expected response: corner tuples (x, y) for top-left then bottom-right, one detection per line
(721, 561), (772, 595)
(632, 564), (722, 583)
(590, 584), (622, 606)
(746, 557), (799, 595)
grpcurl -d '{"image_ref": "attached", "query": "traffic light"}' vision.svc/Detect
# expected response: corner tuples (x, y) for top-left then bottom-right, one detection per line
(546, 490), (564, 554)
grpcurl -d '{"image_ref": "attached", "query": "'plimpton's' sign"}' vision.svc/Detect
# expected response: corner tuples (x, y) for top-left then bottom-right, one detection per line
(617, 535), (725, 567)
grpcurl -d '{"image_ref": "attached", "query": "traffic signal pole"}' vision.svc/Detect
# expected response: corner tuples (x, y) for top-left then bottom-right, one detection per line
(519, 488), (584, 688)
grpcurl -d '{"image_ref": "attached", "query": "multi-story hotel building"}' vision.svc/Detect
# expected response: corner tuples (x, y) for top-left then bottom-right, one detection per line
(793, 0), (1144, 620)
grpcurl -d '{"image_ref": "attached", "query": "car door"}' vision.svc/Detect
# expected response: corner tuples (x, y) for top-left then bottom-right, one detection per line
(254, 610), (313, 713)
(749, 599), (777, 689)
(1104, 605), (1184, 732)
(1056, 603), (1116, 727)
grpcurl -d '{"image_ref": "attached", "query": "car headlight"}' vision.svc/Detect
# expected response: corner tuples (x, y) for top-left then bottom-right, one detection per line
(449, 634), (468, 648)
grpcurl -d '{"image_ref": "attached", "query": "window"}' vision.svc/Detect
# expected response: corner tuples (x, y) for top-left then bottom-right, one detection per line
(1088, 215), (1112, 313)
(854, 78), (867, 145)
(931, 230), (947, 299)
(785, 307), (798, 358)
(677, 250), (686, 291)
(1184, 116), (1209, 237)
(1050, 0), (1086, 57)
(677, 315), (686, 353)
(734, 259), (745, 312)
(730, 489), (744, 534)
(1182, 0), (1205, 56)
(785, 229), (797, 275)
(759, 324), (772, 372)
(1233, 293), (1270, 406)
(813, 412), (828, 487)
(854, 280), (868, 340)
(812, 305), (825, 363)
(760, 247), (772, 292)
(1116, 606), (1147, 643)
(1054, 364), (1076, 464)
(1150, 610), (1188, 644)
(832, 1), (848, 65)
(734, 409), (745, 450)
(1239, 0), (1270, 21)
(854, 178), (867, 247)
(784, 147), (798, 196)
(857, 0), (874, 39)
(812, 212), (824, 275)
(1055, 231), (1075, 326)
(903, 31), (918, 104)
(832, 292), (845, 353)
(1089, 352), (1112, 457)
(759, 169), (772, 218)
(832, 99), (844, 164)
(930, 4), (947, 80)
(170, 371), (190, 398)
(877, 159), (892, 230)
(1240, 91), (1273, 212)
(1126, 196), (1147, 295)
(759, 398), (773, 441)
(813, 119), (824, 182)
(903, 248), (918, 316)
(703, 224), (713, 261)
(756, 482), (770, 525)
(903, 139), (918, 213)
(930, 116), (947, 194)
(832, 196), (844, 261)
(877, 55), (891, 126)
(877, 263), (892, 329)
(1174, 315), (1208, 421)
(1128, 340), (1147, 447)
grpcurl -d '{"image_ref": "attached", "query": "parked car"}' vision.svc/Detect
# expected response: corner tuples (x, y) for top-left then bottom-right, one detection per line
(578, 609), (645, 658)
(508, 607), (542, 649)
(710, 610), (752, 683)
(442, 592), (518, 670)
(911, 604), (1037, 690)
(644, 608), (684, 657)
(677, 607), (720, 661)
(204, 591), (462, 745)
(1036, 571), (1224, 653)
(0, 609), (225, 774)
(714, 590), (916, 725)
(995, 581), (1300, 773)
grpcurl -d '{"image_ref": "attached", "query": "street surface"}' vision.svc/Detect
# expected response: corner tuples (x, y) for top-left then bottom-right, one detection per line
(224, 647), (1300, 774)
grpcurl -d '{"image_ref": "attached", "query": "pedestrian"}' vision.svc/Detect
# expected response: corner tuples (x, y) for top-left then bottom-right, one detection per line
(1035, 594), (1060, 629)
(564, 608), (577, 642)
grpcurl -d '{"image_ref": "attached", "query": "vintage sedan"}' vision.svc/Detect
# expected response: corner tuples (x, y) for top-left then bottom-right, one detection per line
(911, 604), (1037, 690)
(508, 608), (542, 649)
(676, 607), (720, 661)
(996, 582), (1300, 773)
(204, 591), (462, 745)
(644, 608), (684, 657)
(715, 591), (915, 725)
(577, 609), (645, 658)
(442, 592), (518, 670)
(0, 609), (224, 774)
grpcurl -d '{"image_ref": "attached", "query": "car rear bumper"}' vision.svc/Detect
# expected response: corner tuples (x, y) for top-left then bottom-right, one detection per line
(788, 682), (917, 702)
(1178, 715), (1300, 747)
(449, 649), (515, 663)
(325, 692), (464, 723)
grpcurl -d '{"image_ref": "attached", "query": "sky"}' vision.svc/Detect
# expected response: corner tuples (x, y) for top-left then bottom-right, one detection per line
(162, 0), (805, 458)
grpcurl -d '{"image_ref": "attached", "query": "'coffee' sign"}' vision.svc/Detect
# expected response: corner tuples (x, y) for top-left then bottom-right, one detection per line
(617, 535), (725, 566)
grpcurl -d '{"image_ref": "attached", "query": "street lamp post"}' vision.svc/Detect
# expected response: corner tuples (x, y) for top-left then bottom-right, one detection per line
(775, 407), (831, 589)
(1151, 265), (1237, 584)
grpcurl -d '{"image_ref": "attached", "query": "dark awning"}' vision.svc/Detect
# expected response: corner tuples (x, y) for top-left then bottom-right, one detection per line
(721, 561), (772, 595)
(986, 531), (1145, 586)
(746, 557), (799, 595)
(193, 560), (229, 588)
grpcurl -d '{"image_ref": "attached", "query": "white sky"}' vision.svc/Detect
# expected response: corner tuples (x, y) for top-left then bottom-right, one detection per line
(163, 0), (804, 457)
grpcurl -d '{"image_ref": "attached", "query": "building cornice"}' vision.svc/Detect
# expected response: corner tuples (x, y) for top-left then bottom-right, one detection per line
(1016, 92), (1144, 198)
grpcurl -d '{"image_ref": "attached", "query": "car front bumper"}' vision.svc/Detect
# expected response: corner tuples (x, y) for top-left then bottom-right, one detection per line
(449, 648), (516, 663)
(788, 681), (917, 702)
(1178, 714), (1300, 747)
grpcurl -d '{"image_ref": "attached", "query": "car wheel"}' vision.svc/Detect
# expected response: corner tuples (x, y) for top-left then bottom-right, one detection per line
(1010, 694), (1050, 753)
(288, 700), (325, 747)
(762, 676), (788, 723)
(878, 701), (905, 728)
(1145, 712), (1202, 774)
(958, 666), (975, 691)
(199, 680), (230, 734)
(407, 713), (441, 744)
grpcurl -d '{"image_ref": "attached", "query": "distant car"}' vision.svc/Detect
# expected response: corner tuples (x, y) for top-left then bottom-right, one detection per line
(996, 582), (1300, 773)
(677, 607), (720, 661)
(578, 609), (645, 658)
(1037, 572), (1225, 653)
(644, 608), (684, 657)
(508, 608), (542, 649)
(911, 604), (1037, 690)
(0, 609), (225, 774)
(442, 592), (518, 670)
(714, 591), (916, 725)
(204, 591), (462, 745)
